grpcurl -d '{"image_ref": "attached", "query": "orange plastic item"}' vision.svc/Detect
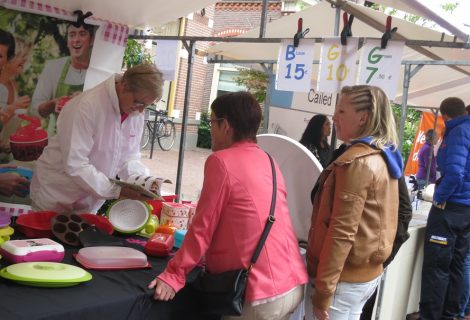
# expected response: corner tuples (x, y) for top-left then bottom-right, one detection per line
(155, 225), (177, 235)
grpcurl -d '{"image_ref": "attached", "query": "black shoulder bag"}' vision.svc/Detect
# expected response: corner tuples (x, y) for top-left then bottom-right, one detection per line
(193, 153), (277, 316)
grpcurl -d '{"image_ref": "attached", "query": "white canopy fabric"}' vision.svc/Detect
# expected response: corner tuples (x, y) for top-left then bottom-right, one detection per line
(207, 1), (470, 108)
(31, 0), (216, 29)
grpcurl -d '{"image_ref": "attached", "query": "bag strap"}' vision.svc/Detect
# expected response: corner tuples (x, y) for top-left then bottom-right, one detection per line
(247, 152), (277, 273)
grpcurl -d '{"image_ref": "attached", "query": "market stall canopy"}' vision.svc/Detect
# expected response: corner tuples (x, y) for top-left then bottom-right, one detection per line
(207, 1), (470, 109)
(29, 0), (217, 29)
(371, 0), (469, 42)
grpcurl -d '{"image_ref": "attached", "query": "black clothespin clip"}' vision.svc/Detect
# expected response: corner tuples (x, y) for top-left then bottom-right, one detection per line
(340, 12), (354, 45)
(293, 18), (310, 47)
(72, 10), (93, 28)
(381, 16), (398, 49)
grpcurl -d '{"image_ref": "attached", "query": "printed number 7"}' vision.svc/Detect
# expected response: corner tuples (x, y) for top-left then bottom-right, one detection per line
(366, 66), (378, 83)
(285, 63), (306, 80)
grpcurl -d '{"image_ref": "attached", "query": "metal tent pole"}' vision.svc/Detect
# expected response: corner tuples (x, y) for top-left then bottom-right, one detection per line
(175, 40), (195, 201)
(259, 0), (268, 38)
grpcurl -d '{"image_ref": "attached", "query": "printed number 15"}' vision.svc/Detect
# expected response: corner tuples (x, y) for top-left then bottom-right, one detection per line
(285, 63), (306, 80)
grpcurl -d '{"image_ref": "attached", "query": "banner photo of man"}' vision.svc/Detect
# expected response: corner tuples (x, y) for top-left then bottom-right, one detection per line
(404, 111), (445, 177)
(0, 6), (97, 151)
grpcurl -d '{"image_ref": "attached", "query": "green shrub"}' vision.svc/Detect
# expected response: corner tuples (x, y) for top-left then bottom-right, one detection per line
(197, 111), (211, 149)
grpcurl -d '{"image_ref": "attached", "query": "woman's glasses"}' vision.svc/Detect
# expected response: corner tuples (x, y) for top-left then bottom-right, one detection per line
(208, 118), (224, 128)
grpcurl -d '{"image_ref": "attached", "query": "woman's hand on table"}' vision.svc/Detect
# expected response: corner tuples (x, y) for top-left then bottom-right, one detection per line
(148, 278), (176, 301)
(313, 306), (329, 320)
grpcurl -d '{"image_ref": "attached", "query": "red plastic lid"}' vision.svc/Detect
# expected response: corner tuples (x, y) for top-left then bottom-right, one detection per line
(10, 115), (48, 143)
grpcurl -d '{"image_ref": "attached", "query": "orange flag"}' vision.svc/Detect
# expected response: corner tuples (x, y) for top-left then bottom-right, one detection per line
(404, 112), (445, 177)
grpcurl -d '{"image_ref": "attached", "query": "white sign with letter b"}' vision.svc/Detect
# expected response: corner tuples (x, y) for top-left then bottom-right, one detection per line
(276, 39), (315, 92)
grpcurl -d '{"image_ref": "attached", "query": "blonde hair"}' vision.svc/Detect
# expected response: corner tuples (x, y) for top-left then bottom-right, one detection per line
(340, 85), (398, 149)
(122, 63), (164, 101)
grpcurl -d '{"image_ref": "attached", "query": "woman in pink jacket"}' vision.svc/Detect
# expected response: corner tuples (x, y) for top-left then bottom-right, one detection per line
(149, 92), (308, 320)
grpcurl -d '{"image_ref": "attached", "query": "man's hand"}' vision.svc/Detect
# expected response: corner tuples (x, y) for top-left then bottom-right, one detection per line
(313, 306), (329, 320)
(148, 278), (176, 301)
(0, 173), (30, 197)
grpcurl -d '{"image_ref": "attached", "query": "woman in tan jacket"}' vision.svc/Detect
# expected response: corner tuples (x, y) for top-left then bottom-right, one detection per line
(307, 85), (403, 320)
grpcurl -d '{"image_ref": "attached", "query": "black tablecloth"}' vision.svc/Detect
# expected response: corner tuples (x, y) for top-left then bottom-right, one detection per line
(0, 238), (216, 320)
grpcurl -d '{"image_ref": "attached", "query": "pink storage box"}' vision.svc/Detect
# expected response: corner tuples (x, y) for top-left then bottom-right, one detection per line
(0, 238), (64, 263)
(183, 203), (197, 227)
(75, 246), (150, 270)
(160, 202), (190, 230)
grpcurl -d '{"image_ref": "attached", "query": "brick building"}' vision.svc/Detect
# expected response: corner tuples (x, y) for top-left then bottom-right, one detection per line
(158, 1), (313, 149)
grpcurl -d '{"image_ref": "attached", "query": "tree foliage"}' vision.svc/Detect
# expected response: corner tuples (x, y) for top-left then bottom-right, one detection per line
(122, 39), (153, 69)
(234, 68), (268, 103)
(0, 9), (69, 97)
(392, 104), (421, 162)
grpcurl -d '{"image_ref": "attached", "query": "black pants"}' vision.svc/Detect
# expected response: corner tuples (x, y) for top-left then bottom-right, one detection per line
(420, 203), (470, 320)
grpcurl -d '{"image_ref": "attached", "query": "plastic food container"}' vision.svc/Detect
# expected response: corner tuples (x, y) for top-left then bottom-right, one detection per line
(79, 213), (114, 235)
(0, 262), (92, 287)
(0, 238), (64, 263)
(144, 233), (174, 257)
(10, 115), (48, 161)
(51, 214), (90, 247)
(75, 246), (150, 270)
(16, 211), (57, 238)
(146, 194), (177, 219)
(174, 229), (187, 249)
(106, 200), (151, 234)
(0, 226), (14, 245)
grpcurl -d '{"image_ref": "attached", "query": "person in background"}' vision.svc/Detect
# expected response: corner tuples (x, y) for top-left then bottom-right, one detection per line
(416, 129), (438, 189)
(307, 85), (402, 320)
(30, 63), (164, 214)
(31, 22), (94, 136)
(299, 114), (331, 167)
(0, 37), (33, 151)
(461, 105), (470, 320)
(0, 164), (29, 197)
(420, 97), (470, 320)
(149, 92), (308, 320)
(0, 28), (16, 126)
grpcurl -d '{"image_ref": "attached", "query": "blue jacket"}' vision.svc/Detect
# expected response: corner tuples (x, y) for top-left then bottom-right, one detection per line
(434, 115), (470, 206)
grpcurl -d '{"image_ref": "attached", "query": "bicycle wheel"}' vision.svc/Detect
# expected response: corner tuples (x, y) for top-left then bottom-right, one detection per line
(140, 122), (151, 149)
(157, 120), (176, 151)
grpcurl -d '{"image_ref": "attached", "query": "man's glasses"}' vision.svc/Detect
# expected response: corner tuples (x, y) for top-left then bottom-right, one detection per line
(208, 118), (224, 128)
(133, 99), (147, 108)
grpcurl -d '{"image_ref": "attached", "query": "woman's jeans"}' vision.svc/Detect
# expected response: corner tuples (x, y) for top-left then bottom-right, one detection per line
(311, 275), (381, 320)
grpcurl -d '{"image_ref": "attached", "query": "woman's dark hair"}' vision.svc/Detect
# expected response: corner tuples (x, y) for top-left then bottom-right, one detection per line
(0, 29), (16, 61)
(299, 114), (329, 149)
(425, 129), (435, 143)
(210, 91), (261, 142)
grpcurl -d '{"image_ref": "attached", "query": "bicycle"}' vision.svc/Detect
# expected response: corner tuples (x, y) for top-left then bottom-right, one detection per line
(140, 107), (176, 151)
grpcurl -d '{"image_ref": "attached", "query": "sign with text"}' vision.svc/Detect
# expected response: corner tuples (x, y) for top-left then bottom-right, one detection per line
(291, 82), (336, 116)
(357, 40), (405, 100)
(317, 37), (359, 93)
(276, 39), (315, 92)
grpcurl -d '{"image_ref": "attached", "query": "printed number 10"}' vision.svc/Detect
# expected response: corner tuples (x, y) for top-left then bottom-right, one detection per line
(285, 63), (306, 80)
